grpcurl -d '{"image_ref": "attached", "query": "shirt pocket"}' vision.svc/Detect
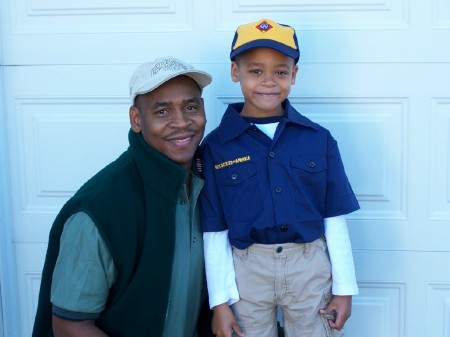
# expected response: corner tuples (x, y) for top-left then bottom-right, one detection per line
(290, 155), (327, 174)
(290, 155), (328, 213)
(214, 161), (263, 222)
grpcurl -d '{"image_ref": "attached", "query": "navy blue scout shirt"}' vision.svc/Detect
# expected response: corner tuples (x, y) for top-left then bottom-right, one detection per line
(201, 99), (359, 249)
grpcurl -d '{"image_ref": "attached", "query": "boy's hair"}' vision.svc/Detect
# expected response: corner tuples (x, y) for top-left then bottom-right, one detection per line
(230, 18), (300, 63)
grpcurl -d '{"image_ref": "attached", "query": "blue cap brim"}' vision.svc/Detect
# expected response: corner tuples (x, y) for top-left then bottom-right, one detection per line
(230, 39), (300, 63)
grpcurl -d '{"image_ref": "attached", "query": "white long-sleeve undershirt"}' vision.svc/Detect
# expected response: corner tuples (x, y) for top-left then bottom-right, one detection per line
(203, 230), (240, 308)
(324, 215), (359, 295)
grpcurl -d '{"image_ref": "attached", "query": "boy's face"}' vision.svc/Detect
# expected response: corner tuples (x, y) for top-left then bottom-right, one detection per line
(231, 47), (298, 118)
(129, 75), (206, 171)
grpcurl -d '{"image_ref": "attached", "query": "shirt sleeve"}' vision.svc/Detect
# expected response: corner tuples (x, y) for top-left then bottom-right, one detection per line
(324, 215), (359, 296)
(200, 142), (228, 233)
(203, 230), (240, 308)
(325, 138), (360, 217)
(51, 211), (117, 319)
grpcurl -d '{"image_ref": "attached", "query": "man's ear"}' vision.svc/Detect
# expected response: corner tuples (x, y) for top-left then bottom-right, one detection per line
(129, 105), (141, 133)
(231, 61), (240, 83)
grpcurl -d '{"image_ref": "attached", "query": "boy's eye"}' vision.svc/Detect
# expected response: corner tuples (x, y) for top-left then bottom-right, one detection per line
(276, 70), (289, 76)
(250, 69), (262, 75)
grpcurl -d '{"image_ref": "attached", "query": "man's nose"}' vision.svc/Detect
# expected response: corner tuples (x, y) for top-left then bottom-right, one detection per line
(170, 109), (191, 127)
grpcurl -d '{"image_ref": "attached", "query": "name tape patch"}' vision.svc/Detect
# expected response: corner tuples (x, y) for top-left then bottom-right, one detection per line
(215, 156), (251, 170)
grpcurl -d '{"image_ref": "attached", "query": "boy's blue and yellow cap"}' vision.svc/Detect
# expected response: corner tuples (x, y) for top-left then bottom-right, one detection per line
(230, 18), (300, 63)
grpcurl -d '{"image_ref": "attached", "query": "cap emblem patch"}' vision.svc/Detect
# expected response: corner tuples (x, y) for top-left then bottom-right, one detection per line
(149, 58), (188, 78)
(256, 21), (273, 33)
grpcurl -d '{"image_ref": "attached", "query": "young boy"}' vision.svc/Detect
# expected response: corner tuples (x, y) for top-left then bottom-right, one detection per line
(200, 18), (360, 337)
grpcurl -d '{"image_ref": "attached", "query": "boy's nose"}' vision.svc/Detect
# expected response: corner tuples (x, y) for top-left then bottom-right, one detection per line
(262, 73), (276, 85)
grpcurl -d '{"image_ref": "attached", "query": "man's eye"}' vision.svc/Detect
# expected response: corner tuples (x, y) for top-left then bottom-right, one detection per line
(186, 105), (198, 111)
(154, 109), (168, 115)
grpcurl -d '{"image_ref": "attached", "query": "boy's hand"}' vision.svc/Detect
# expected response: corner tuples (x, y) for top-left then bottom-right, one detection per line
(319, 295), (352, 330)
(212, 303), (244, 337)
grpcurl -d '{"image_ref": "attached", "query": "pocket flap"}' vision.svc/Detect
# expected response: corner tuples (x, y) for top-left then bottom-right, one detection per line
(214, 161), (257, 186)
(290, 155), (327, 173)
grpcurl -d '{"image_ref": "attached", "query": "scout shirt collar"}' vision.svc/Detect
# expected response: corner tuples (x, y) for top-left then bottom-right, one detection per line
(216, 99), (319, 145)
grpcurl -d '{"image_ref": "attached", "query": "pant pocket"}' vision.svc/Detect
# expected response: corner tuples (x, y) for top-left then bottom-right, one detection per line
(320, 315), (345, 337)
(331, 329), (344, 337)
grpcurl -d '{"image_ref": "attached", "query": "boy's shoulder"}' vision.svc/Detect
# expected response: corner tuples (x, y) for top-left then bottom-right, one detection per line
(284, 103), (330, 134)
(201, 125), (222, 147)
(201, 103), (247, 146)
(297, 114), (330, 134)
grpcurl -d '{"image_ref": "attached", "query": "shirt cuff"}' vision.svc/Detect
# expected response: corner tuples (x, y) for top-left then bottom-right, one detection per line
(52, 304), (101, 321)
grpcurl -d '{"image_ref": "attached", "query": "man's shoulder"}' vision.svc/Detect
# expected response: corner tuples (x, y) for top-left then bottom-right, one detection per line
(71, 150), (140, 206)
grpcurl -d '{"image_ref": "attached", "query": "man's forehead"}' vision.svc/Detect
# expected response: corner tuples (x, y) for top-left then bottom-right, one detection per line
(149, 96), (201, 108)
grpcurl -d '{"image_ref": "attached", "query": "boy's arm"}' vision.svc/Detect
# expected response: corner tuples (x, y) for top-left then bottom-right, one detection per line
(324, 215), (358, 295)
(321, 215), (357, 330)
(203, 230), (239, 308)
(319, 295), (352, 331)
(203, 230), (243, 337)
(212, 303), (244, 337)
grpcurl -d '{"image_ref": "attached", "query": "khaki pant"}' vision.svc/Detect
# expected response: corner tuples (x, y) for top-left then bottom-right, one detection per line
(231, 238), (343, 337)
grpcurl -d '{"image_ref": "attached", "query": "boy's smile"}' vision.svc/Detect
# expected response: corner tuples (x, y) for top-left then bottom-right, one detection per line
(231, 47), (298, 118)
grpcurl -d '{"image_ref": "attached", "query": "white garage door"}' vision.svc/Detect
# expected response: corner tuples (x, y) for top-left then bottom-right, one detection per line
(1, 1), (450, 336)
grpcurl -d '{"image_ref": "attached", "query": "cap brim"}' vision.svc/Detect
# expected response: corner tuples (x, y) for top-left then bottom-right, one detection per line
(182, 70), (212, 90)
(230, 39), (300, 62)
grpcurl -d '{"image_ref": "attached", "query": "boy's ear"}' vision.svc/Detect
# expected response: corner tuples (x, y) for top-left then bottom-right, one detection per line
(129, 105), (142, 133)
(291, 64), (299, 85)
(231, 61), (240, 83)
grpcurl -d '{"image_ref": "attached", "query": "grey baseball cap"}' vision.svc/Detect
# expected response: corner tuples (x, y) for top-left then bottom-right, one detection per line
(129, 56), (212, 104)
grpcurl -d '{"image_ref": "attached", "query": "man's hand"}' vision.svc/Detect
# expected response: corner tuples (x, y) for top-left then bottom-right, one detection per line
(319, 295), (352, 330)
(212, 303), (244, 337)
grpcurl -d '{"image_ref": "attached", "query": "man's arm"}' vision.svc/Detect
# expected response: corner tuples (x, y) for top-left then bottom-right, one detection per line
(51, 212), (116, 336)
(52, 316), (108, 337)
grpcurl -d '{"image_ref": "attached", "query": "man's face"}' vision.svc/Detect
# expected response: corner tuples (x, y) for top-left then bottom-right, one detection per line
(129, 76), (206, 170)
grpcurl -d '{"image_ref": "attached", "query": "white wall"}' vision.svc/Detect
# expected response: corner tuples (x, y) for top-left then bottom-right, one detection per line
(1, 0), (450, 336)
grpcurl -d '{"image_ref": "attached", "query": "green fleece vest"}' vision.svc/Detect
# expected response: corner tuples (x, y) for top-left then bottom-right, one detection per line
(32, 129), (187, 337)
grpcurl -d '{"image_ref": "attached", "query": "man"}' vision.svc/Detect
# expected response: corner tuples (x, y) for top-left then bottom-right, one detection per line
(32, 56), (212, 337)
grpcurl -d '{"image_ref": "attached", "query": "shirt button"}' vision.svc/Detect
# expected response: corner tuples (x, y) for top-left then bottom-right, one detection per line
(276, 246), (283, 253)
(180, 200), (186, 205)
(193, 237), (197, 243)
(231, 173), (238, 180)
(269, 151), (275, 158)
(309, 161), (316, 168)
(280, 225), (288, 232)
(275, 186), (282, 193)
